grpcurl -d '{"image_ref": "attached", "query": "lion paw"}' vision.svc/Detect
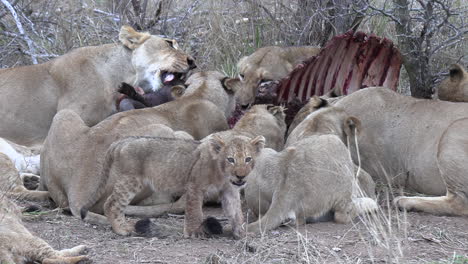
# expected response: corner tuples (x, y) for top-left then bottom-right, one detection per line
(394, 196), (414, 211)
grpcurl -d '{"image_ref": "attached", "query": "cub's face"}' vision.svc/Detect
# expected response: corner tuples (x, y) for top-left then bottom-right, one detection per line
(209, 135), (265, 187)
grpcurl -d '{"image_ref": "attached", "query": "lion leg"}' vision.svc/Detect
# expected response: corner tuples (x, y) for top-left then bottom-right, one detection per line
(104, 176), (144, 235)
(183, 183), (205, 238)
(6, 186), (49, 202)
(394, 192), (468, 215)
(58, 245), (88, 257)
(247, 188), (297, 234)
(221, 187), (244, 239)
(21, 235), (88, 264)
(125, 195), (186, 217)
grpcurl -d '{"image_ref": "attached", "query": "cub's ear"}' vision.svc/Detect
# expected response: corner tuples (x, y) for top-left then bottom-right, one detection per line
(209, 135), (226, 155)
(250, 135), (265, 153)
(266, 105), (286, 120)
(119, 25), (151, 50)
(343, 116), (361, 137)
(449, 64), (466, 82)
(221, 77), (241, 95)
(171, 85), (186, 99)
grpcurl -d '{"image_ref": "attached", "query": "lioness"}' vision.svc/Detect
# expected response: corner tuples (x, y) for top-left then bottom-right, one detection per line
(245, 104), (377, 233)
(80, 134), (265, 238)
(0, 153), (49, 202)
(40, 71), (237, 221)
(438, 64), (468, 102)
(0, 196), (89, 264)
(335, 87), (468, 215)
(0, 25), (194, 146)
(236, 46), (320, 107)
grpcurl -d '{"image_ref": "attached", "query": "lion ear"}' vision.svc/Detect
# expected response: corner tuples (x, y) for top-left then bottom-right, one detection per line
(449, 64), (466, 82)
(209, 135), (226, 155)
(309, 96), (328, 109)
(343, 116), (361, 138)
(250, 135), (265, 153)
(119, 25), (151, 50)
(171, 85), (186, 99)
(221, 77), (241, 95)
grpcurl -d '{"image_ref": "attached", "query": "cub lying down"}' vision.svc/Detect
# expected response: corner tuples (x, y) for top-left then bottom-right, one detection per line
(0, 197), (89, 264)
(245, 103), (378, 233)
(81, 134), (265, 239)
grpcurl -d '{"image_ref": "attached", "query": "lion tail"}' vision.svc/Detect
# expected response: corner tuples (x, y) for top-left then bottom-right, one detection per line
(80, 140), (122, 220)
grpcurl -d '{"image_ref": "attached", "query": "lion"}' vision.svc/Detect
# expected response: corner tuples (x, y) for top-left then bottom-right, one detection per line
(437, 64), (468, 102)
(334, 87), (468, 216)
(0, 153), (49, 202)
(40, 71), (238, 222)
(80, 134), (265, 239)
(236, 46), (320, 107)
(286, 99), (377, 199)
(122, 103), (287, 218)
(0, 25), (195, 147)
(245, 104), (377, 233)
(0, 196), (89, 264)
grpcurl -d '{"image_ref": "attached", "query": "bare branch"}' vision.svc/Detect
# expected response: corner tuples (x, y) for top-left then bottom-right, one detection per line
(0, 0), (37, 64)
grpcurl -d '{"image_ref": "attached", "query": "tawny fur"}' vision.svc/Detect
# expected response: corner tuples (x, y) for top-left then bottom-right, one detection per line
(335, 87), (468, 216)
(122, 104), (287, 218)
(0, 196), (89, 264)
(81, 134), (264, 239)
(437, 64), (468, 102)
(245, 106), (378, 234)
(40, 71), (238, 222)
(0, 25), (193, 147)
(236, 46), (320, 106)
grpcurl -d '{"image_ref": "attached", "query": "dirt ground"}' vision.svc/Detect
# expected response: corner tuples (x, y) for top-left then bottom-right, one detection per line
(22, 200), (468, 264)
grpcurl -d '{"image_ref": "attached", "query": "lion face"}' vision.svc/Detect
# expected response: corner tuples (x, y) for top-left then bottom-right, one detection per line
(236, 47), (295, 107)
(209, 135), (265, 187)
(119, 26), (195, 94)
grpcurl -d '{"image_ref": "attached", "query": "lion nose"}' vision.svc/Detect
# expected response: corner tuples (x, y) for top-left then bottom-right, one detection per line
(187, 58), (196, 70)
(235, 174), (246, 180)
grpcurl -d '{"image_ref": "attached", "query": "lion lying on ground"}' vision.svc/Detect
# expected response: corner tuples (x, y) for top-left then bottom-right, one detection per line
(0, 153), (48, 202)
(81, 134), (265, 239)
(40, 71), (238, 222)
(437, 64), (468, 102)
(0, 196), (89, 264)
(245, 103), (377, 233)
(0, 25), (194, 147)
(236, 46), (320, 107)
(335, 87), (468, 216)
(122, 104), (287, 218)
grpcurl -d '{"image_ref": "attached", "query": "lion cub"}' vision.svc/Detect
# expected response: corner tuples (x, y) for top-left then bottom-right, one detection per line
(0, 196), (89, 264)
(81, 134), (265, 238)
(245, 101), (378, 233)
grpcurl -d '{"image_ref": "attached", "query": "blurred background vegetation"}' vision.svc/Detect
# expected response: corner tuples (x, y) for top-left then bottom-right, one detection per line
(0, 0), (466, 97)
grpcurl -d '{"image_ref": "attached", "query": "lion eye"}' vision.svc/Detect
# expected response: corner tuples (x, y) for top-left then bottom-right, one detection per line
(227, 157), (235, 164)
(245, 157), (252, 163)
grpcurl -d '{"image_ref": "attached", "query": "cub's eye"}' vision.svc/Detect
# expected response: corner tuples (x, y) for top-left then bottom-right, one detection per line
(245, 157), (252, 163)
(227, 157), (235, 163)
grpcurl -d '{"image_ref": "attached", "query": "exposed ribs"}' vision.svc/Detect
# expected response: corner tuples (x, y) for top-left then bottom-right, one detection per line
(252, 31), (402, 126)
